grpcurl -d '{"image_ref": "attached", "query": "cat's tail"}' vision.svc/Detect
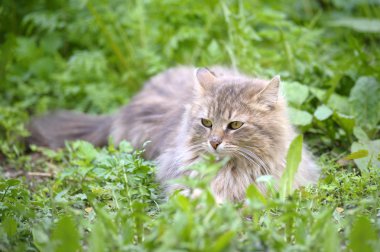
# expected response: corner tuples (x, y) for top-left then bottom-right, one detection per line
(26, 111), (113, 149)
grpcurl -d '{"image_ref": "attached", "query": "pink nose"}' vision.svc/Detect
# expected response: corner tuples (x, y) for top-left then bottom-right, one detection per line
(209, 137), (222, 150)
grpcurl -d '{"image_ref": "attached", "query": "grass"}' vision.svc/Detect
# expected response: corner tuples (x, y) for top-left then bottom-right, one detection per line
(0, 0), (380, 251)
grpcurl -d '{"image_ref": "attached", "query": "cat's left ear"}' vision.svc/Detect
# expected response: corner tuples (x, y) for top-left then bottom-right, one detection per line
(257, 75), (280, 108)
(195, 68), (217, 94)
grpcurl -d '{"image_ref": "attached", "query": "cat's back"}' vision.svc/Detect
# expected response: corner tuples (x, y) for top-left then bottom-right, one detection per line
(111, 66), (197, 158)
(143, 66), (195, 99)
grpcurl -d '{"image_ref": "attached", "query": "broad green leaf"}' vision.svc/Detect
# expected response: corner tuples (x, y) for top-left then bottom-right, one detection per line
(353, 126), (370, 142)
(5, 179), (21, 187)
(333, 112), (355, 135)
(328, 94), (350, 114)
(351, 140), (380, 172)
(330, 18), (380, 33)
(310, 87), (350, 114)
(2, 216), (17, 237)
(322, 220), (340, 252)
(309, 87), (325, 102)
(88, 221), (107, 252)
(282, 81), (309, 106)
(349, 77), (380, 129)
(311, 206), (332, 234)
(349, 216), (377, 252)
(288, 107), (313, 126)
(314, 105), (333, 121)
(32, 226), (50, 251)
(280, 135), (303, 199)
(51, 215), (80, 252)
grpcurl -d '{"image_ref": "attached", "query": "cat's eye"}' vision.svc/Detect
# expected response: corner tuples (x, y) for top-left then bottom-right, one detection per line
(228, 121), (244, 130)
(201, 118), (212, 128)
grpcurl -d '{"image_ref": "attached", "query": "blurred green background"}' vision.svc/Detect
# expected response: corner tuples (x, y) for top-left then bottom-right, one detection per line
(0, 0), (380, 251)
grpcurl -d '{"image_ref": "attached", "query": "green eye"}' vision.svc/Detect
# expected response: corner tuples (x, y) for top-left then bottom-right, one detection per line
(201, 118), (212, 128)
(228, 121), (244, 130)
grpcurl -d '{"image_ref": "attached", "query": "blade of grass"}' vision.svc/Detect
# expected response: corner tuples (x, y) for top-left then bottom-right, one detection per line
(280, 134), (303, 200)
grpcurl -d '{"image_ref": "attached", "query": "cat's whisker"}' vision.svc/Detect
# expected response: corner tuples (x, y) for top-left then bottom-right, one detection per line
(183, 144), (206, 161)
(235, 150), (261, 169)
(220, 144), (271, 174)
(238, 147), (271, 175)
(250, 153), (271, 175)
(187, 142), (206, 151)
(241, 146), (271, 170)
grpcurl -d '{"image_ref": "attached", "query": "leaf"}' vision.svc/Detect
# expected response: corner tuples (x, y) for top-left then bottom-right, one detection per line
(328, 94), (350, 114)
(51, 215), (80, 252)
(88, 220), (107, 252)
(119, 140), (134, 153)
(344, 150), (368, 160)
(280, 135), (303, 199)
(351, 140), (380, 172)
(349, 77), (380, 129)
(329, 18), (380, 33)
(310, 87), (350, 114)
(288, 107), (313, 126)
(333, 112), (355, 135)
(322, 220), (340, 252)
(314, 105), (333, 121)
(210, 231), (235, 252)
(5, 179), (21, 187)
(349, 216), (377, 252)
(282, 81), (309, 106)
(246, 184), (267, 205)
(54, 188), (70, 203)
(2, 216), (17, 238)
(353, 126), (369, 142)
(309, 87), (325, 102)
(32, 226), (50, 251)
(74, 141), (98, 162)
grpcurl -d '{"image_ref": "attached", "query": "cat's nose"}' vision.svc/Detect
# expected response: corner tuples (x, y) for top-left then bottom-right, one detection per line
(209, 137), (222, 150)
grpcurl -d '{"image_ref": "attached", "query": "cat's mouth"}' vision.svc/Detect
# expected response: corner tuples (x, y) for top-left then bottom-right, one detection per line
(203, 150), (232, 163)
(212, 152), (229, 161)
(206, 143), (233, 160)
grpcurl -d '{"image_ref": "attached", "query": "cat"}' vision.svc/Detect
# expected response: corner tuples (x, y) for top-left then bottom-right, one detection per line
(27, 66), (320, 202)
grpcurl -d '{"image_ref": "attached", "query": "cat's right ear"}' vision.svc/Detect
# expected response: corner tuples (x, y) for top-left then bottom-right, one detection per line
(195, 68), (216, 94)
(256, 75), (280, 109)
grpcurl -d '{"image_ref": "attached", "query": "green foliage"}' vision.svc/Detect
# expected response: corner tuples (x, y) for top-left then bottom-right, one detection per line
(348, 216), (378, 252)
(0, 0), (380, 251)
(280, 135), (303, 199)
(329, 18), (380, 33)
(351, 140), (380, 172)
(314, 105), (333, 121)
(349, 77), (380, 130)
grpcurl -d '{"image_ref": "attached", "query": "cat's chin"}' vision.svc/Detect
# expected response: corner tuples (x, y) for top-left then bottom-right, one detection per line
(206, 150), (232, 161)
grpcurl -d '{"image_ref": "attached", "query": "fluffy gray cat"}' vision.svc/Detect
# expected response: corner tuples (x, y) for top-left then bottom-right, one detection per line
(28, 66), (320, 202)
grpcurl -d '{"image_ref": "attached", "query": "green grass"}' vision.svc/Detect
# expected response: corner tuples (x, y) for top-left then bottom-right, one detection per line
(1, 0), (380, 251)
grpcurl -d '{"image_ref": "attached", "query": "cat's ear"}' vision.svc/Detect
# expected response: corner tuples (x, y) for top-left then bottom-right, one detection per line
(257, 75), (280, 108)
(195, 68), (217, 93)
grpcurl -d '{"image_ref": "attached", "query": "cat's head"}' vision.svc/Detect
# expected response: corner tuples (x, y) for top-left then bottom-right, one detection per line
(186, 67), (288, 164)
